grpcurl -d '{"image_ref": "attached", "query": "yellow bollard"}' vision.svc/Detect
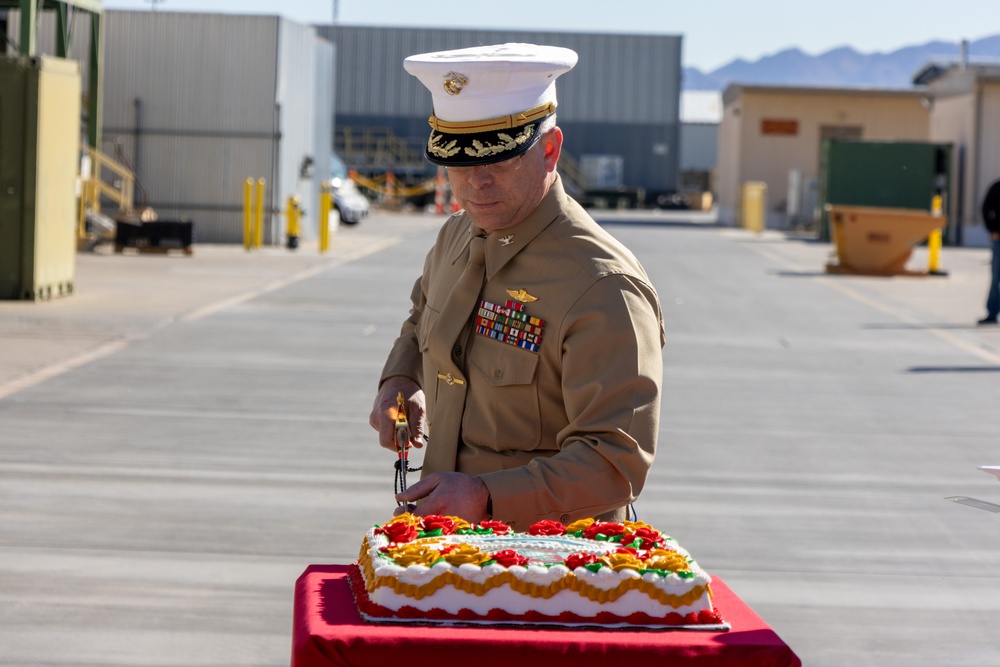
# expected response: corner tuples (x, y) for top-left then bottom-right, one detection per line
(256, 179), (266, 248)
(927, 228), (942, 274)
(319, 190), (332, 253)
(741, 181), (767, 234)
(243, 178), (254, 251)
(285, 195), (301, 250)
(928, 193), (945, 275)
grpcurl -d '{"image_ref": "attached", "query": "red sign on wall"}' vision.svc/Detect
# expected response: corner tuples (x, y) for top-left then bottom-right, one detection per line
(761, 119), (799, 136)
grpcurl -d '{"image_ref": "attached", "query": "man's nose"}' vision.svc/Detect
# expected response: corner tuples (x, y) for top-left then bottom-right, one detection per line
(467, 166), (494, 187)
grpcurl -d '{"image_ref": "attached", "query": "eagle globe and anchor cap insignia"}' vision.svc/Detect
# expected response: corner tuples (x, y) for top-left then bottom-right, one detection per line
(443, 71), (468, 95)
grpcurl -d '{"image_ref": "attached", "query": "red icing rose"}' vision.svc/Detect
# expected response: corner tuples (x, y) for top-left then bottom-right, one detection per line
(420, 515), (456, 534)
(564, 552), (599, 570)
(489, 549), (530, 567)
(374, 521), (417, 543)
(583, 522), (624, 540)
(478, 520), (511, 535)
(614, 546), (640, 557)
(622, 526), (663, 549)
(528, 520), (567, 536)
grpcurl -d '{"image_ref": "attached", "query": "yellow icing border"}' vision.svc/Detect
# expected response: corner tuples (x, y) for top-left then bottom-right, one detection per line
(359, 538), (708, 609)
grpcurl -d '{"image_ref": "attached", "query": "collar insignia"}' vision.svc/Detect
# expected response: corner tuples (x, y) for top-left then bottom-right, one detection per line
(506, 288), (538, 303)
(499, 234), (515, 246)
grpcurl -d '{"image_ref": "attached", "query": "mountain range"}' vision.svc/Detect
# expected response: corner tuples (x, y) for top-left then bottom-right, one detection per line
(683, 34), (1000, 91)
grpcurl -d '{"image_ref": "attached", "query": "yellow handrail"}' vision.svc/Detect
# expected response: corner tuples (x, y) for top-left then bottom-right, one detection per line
(86, 147), (135, 213)
(78, 148), (137, 240)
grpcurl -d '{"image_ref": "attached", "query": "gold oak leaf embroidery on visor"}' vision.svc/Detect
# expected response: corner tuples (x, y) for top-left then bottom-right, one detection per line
(428, 132), (460, 159)
(465, 125), (534, 158)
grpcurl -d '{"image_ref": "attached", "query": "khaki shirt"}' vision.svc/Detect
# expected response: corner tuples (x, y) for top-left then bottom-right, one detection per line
(380, 178), (664, 530)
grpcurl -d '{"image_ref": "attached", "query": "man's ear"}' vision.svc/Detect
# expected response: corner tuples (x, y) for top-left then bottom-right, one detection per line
(543, 127), (563, 169)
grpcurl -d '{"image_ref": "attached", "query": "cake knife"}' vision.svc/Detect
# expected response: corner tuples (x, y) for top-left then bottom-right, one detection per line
(394, 392), (413, 502)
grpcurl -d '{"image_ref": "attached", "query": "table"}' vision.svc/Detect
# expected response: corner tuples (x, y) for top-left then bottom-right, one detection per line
(292, 565), (800, 666)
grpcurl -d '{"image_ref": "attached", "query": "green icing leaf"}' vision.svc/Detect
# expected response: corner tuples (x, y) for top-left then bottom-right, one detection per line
(583, 563), (605, 573)
(419, 528), (444, 538)
(638, 568), (669, 577)
(677, 570), (696, 579)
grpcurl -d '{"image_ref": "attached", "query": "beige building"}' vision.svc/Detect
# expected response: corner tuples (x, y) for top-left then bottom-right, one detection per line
(919, 64), (1000, 246)
(717, 85), (930, 231)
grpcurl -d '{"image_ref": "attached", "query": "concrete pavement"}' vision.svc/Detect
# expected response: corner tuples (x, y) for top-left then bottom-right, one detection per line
(1, 210), (999, 666)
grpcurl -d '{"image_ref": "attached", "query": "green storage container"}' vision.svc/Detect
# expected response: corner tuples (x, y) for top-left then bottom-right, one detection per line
(0, 56), (81, 300)
(818, 139), (952, 242)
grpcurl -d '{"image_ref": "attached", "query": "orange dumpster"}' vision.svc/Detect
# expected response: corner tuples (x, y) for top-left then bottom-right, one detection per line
(825, 205), (946, 276)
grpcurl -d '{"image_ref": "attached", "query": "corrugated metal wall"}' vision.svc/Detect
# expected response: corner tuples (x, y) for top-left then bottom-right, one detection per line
(102, 12), (282, 243)
(317, 26), (682, 193)
(5, 9), (333, 244)
(276, 19), (332, 244)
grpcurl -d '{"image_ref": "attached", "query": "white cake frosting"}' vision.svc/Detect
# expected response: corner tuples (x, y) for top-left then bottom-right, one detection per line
(350, 514), (727, 629)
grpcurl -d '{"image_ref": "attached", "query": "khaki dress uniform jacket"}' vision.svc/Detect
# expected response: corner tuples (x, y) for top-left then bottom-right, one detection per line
(380, 177), (665, 530)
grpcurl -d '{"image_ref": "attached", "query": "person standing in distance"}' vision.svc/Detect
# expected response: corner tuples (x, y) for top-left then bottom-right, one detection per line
(979, 178), (1000, 325)
(368, 44), (665, 531)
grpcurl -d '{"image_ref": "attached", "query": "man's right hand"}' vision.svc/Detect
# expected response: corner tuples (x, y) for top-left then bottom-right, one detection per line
(369, 376), (426, 452)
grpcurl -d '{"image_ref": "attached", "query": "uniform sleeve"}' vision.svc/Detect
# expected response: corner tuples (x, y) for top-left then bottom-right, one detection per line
(478, 273), (664, 528)
(378, 272), (426, 387)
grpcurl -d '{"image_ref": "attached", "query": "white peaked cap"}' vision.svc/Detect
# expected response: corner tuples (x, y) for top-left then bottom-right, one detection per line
(405, 43), (578, 122)
(404, 43), (578, 166)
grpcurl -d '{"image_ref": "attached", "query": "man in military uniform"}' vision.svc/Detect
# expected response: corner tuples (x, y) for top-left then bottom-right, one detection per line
(369, 44), (665, 531)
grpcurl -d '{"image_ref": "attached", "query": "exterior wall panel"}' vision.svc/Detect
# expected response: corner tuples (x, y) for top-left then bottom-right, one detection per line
(717, 86), (930, 228)
(319, 26), (682, 192)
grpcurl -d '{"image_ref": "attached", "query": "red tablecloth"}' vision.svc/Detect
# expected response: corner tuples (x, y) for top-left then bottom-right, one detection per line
(291, 564), (800, 667)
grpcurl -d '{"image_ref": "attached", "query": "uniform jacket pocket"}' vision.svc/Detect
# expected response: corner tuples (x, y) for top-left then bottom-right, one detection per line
(464, 342), (542, 451)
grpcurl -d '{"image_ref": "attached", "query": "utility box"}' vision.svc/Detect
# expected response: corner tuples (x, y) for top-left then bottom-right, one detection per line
(818, 140), (952, 242)
(0, 56), (81, 300)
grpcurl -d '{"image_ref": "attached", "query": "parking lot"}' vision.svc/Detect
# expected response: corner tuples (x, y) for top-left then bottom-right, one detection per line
(2, 209), (999, 666)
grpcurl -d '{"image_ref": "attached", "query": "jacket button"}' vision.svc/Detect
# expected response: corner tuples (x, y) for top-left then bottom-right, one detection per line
(560, 514), (570, 524)
(453, 344), (463, 357)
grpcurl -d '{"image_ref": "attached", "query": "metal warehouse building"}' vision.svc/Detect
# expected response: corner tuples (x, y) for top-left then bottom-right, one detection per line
(99, 11), (334, 244)
(7, 13), (681, 243)
(6, 9), (334, 244)
(317, 25), (683, 199)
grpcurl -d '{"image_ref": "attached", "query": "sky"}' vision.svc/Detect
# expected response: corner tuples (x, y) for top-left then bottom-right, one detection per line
(101, 0), (1000, 72)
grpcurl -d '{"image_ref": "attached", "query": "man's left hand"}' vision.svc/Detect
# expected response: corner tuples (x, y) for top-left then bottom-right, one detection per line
(394, 472), (490, 523)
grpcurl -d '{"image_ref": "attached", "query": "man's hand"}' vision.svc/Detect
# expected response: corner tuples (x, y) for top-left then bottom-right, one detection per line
(394, 472), (491, 523)
(369, 377), (426, 452)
